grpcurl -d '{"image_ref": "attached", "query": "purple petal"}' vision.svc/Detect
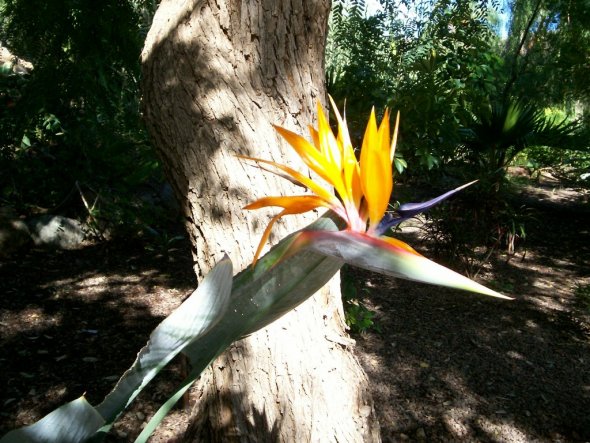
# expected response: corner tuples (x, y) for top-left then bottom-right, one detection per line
(377, 180), (477, 234)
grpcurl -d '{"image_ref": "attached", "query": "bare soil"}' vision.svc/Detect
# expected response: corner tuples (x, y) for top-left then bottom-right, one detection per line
(1, 176), (589, 442)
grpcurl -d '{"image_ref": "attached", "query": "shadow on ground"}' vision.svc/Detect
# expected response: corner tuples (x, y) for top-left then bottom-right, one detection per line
(353, 189), (590, 442)
(1, 180), (589, 442)
(0, 239), (195, 440)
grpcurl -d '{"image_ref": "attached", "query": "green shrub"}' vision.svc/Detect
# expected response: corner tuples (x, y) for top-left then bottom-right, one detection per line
(341, 265), (380, 334)
(0, 0), (169, 238)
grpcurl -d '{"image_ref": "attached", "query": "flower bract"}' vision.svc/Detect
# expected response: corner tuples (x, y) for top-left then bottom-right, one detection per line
(240, 99), (509, 299)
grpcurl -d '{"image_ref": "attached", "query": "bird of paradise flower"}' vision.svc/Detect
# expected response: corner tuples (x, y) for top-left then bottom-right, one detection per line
(240, 98), (510, 299)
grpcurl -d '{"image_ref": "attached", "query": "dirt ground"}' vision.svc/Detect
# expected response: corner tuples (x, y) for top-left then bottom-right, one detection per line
(1, 176), (589, 442)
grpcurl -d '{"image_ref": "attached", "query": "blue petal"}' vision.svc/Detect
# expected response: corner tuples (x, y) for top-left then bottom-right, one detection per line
(376, 180), (477, 234)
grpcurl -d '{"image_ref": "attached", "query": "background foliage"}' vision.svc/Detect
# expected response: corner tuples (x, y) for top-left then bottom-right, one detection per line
(327, 0), (589, 283)
(0, 0), (166, 237)
(0, 0), (588, 292)
(327, 0), (588, 178)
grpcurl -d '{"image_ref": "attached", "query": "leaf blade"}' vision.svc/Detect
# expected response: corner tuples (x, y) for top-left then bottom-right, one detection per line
(95, 256), (233, 422)
(0, 397), (104, 443)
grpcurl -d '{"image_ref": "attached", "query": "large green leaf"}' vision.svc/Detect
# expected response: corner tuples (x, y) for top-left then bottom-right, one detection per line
(136, 212), (509, 441)
(136, 215), (345, 440)
(138, 243), (344, 439)
(0, 257), (233, 443)
(0, 397), (104, 443)
(95, 256), (233, 423)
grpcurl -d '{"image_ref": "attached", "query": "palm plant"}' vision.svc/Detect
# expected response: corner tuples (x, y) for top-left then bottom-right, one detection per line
(459, 99), (582, 189)
(423, 98), (586, 269)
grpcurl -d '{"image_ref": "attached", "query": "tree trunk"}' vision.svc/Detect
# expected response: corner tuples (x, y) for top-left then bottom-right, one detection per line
(141, 1), (380, 441)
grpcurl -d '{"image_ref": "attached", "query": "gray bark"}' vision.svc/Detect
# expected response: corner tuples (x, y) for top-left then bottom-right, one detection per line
(141, 0), (379, 441)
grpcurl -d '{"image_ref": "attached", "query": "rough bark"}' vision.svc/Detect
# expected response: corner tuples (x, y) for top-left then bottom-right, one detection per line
(141, 0), (380, 441)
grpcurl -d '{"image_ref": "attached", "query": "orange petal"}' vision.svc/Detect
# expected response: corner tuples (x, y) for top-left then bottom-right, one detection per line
(238, 155), (340, 209)
(273, 125), (334, 186)
(249, 196), (332, 266)
(360, 108), (392, 228)
(375, 109), (394, 219)
(315, 102), (350, 201)
(244, 195), (329, 213)
(328, 96), (361, 208)
(251, 211), (285, 266)
(308, 125), (320, 151)
(328, 96), (353, 151)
